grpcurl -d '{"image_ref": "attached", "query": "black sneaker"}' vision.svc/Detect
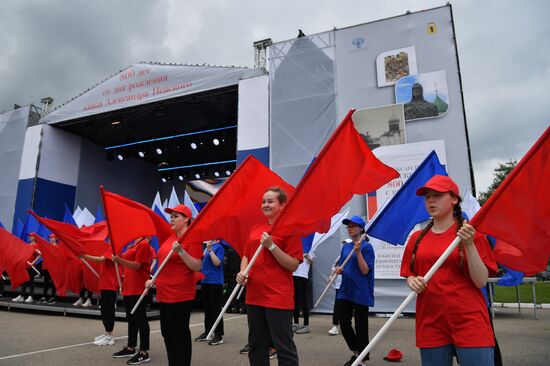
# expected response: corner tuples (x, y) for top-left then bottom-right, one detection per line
(127, 352), (150, 365)
(208, 335), (224, 346)
(47, 297), (55, 304)
(39, 297), (47, 303)
(239, 344), (250, 354)
(343, 355), (357, 366)
(113, 347), (137, 358)
(194, 333), (208, 342)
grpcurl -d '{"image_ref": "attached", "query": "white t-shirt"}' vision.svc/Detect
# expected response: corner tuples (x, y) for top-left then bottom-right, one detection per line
(293, 252), (315, 279)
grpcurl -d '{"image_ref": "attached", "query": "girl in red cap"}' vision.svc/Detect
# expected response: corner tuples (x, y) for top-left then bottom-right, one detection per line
(236, 186), (302, 366)
(147, 204), (202, 366)
(400, 175), (497, 366)
(112, 236), (153, 364)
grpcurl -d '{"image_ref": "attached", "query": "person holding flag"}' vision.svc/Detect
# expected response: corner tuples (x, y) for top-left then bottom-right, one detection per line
(400, 175), (497, 366)
(195, 239), (226, 346)
(236, 186), (302, 366)
(146, 204), (202, 366)
(334, 215), (374, 366)
(13, 233), (41, 303)
(112, 236), (153, 365)
(80, 245), (119, 347)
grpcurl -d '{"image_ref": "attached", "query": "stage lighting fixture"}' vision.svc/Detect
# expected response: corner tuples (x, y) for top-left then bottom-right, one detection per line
(225, 170), (231, 176)
(117, 154), (124, 161)
(190, 142), (197, 150)
(138, 151), (145, 158)
(194, 173), (201, 179)
(156, 148), (163, 155)
(214, 171), (220, 177)
(161, 177), (167, 183)
(178, 175), (184, 181)
(213, 138), (220, 146)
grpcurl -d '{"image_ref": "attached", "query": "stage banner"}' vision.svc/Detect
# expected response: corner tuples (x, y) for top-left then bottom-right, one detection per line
(41, 63), (264, 125)
(368, 140), (446, 279)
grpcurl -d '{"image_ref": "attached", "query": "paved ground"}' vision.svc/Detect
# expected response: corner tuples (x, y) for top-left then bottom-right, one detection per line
(0, 306), (548, 365)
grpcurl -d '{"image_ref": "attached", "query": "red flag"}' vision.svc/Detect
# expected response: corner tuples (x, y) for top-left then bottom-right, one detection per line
(80, 240), (109, 293)
(34, 235), (70, 296)
(101, 186), (172, 254)
(30, 212), (90, 257)
(271, 109), (399, 237)
(0, 228), (35, 289)
(182, 156), (295, 256)
(80, 221), (109, 240)
(471, 126), (550, 275)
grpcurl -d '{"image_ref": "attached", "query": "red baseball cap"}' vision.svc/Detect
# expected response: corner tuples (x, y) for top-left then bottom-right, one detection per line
(384, 348), (403, 362)
(165, 204), (192, 218)
(416, 175), (459, 196)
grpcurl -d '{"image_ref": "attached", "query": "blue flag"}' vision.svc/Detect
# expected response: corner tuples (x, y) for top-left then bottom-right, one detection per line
(36, 223), (52, 239)
(497, 265), (525, 286)
(301, 233), (315, 253)
(63, 204), (78, 226)
(21, 212), (41, 241)
(367, 151), (447, 245)
(13, 218), (24, 238)
(0, 220), (4, 229)
(95, 206), (105, 223)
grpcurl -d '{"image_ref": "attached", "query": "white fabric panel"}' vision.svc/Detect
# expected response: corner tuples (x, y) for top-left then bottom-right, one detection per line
(38, 125), (81, 186)
(18, 124), (43, 180)
(41, 64), (264, 125)
(0, 107), (31, 229)
(75, 207), (95, 227)
(237, 75), (269, 150)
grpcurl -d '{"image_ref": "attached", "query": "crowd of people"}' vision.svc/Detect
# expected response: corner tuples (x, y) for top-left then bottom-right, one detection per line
(2, 176), (502, 366)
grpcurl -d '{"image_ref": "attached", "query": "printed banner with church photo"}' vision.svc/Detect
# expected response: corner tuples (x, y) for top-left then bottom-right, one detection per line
(395, 70), (449, 121)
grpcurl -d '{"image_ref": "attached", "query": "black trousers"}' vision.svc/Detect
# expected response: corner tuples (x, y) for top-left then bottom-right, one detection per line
(332, 291), (340, 326)
(159, 301), (193, 366)
(21, 268), (35, 296)
(123, 295), (150, 351)
(247, 304), (299, 366)
(42, 270), (56, 297)
(337, 299), (370, 360)
(100, 290), (117, 332)
(202, 283), (224, 336)
(293, 276), (309, 326)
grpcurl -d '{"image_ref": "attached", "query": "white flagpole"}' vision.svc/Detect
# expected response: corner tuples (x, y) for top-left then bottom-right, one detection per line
(206, 243), (264, 341)
(80, 258), (100, 278)
(27, 262), (41, 276)
(130, 250), (174, 315)
(351, 236), (461, 366)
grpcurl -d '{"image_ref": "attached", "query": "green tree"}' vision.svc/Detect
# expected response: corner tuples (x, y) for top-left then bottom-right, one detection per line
(478, 159), (517, 206)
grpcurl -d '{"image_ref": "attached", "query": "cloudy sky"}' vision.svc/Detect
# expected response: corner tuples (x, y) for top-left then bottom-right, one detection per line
(1, 0), (548, 195)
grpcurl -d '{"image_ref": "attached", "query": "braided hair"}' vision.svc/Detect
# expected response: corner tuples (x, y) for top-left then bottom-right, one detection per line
(409, 193), (464, 273)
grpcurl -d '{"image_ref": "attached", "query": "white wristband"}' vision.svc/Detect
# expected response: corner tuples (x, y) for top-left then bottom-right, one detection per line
(268, 243), (277, 252)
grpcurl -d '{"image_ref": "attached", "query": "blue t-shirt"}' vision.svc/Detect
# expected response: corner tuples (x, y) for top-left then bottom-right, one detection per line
(201, 243), (225, 285)
(336, 240), (375, 307)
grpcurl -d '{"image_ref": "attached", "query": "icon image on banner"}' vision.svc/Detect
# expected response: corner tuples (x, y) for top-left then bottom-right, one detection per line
(395, 70), (449, 122)
(376, 46), (418, 87)
(427, 22), (437, 34)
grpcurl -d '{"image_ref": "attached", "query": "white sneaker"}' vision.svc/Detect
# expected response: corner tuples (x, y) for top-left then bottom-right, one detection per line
(95, 334), (106, 341)
(24, 296), (34, 303)
(93, 335), (115, 346)
(328, 325), (339, 335)
(73, 298), (84, 306)
(82, 298), (93, 307)
(12, 295), (24, 302)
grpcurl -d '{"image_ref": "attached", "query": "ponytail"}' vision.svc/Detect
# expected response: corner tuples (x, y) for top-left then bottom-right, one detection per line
(409, 220), (434, 273)
(453, 196), (465, 271)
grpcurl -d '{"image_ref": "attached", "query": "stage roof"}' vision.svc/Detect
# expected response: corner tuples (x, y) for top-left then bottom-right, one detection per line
(39, 63), (264, 179)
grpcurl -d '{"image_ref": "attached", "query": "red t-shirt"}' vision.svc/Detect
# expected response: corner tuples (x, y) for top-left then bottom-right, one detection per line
(400, 223), (498, 348)
(244, 223), (303, 310)
(121, 241), (151, 296)
(155, 234), (203, 303)
(98, 249), (118, 291)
